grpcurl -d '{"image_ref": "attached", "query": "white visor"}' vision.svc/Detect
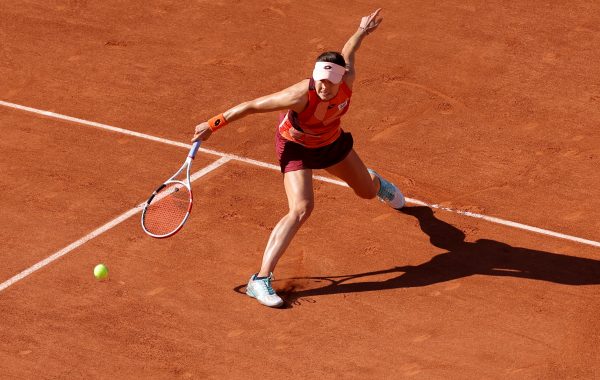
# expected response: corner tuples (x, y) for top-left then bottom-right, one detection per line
(312, 61), (346, 84)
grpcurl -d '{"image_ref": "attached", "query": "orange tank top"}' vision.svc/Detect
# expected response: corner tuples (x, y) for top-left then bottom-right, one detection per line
(278, 78), (352, 148)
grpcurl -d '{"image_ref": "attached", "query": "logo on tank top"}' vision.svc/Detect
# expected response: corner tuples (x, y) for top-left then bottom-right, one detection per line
(338, 99), (348, 110)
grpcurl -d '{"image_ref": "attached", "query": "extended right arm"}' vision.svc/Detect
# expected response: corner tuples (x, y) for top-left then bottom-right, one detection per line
(192, 80), (309, 142)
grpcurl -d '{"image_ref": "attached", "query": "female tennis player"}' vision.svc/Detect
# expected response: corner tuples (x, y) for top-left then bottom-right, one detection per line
(192, 8), (404, 307)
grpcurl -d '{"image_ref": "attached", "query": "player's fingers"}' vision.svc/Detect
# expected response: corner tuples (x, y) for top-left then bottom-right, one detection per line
(368, 8), (381, 23)
(364, 11), (382, 31)
(191, 132), (203, 142)
(194, 121), (209, 133)
(193, 130), (212, 142)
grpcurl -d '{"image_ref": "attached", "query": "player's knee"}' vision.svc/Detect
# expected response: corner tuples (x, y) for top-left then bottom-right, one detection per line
(290, 201), (314, 223)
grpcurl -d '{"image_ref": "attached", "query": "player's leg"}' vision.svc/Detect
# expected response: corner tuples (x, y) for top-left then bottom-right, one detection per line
(325, 149), (405, 209)
(259, 169), (314, 275)
(246, 169), (314, 307)
(325, 149), (377, 199)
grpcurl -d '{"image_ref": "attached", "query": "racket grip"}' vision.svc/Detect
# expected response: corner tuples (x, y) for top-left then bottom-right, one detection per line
(188, 141), (201, 159)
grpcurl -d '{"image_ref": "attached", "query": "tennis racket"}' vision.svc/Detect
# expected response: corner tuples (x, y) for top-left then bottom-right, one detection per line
(141, 141), (201, 238)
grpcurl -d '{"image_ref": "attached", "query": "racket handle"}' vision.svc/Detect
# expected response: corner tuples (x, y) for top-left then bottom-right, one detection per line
(188, 141), (201, 159)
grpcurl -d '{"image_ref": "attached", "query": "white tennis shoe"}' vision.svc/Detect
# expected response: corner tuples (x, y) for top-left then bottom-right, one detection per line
(368, 169), (406, 209)
(246, 273), (284, 308)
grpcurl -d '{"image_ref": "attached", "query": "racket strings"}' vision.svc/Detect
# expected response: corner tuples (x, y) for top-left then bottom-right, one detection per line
(143, 183), (191, 236)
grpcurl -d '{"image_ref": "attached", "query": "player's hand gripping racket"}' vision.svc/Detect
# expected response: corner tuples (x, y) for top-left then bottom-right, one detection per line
(141, 141), (201, 238)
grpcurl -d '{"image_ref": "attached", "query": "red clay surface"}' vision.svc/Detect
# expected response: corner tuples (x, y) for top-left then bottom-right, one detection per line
(1, 1), (599, 378)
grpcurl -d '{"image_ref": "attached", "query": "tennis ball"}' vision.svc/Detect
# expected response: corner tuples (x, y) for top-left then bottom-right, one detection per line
(94, 264), (109, 280)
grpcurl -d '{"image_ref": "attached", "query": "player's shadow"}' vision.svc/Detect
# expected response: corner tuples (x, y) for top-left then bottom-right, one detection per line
(277, 206), (600, 304)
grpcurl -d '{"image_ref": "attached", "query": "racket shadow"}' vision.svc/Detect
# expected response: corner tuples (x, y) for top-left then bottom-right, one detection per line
(234, 206), (600, 307)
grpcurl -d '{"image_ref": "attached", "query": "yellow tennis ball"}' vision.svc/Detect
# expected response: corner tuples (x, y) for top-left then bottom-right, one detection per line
(94, 264), (109, 280)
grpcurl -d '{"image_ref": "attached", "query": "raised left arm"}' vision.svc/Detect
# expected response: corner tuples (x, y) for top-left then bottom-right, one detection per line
(341, 8), (383, 89)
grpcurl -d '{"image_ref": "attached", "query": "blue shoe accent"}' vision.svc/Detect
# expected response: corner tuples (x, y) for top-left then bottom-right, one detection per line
(368, 169), (406, 209)
(246, 273), (284, 307)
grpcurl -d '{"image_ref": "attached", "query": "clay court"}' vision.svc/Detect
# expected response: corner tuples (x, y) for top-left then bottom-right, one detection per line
(1, 1), (600, 378)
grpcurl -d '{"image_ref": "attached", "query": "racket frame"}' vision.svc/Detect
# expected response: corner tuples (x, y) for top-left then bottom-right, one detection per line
(141, 141), (201, 238)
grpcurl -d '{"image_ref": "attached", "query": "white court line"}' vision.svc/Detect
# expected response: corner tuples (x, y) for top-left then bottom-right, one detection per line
(0, 156), (231, 293)
(407, 199), (600, 248)
(1, 99), (599, 250)
(0, 100), (344, 186)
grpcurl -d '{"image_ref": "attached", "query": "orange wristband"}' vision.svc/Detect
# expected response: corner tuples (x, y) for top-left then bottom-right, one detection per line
(208, 113), (228, 132)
